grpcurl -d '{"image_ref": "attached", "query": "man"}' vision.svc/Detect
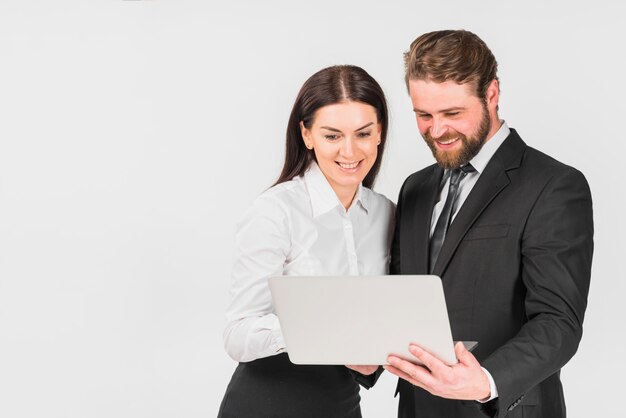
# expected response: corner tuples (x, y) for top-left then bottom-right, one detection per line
(384, 30), (593, 418)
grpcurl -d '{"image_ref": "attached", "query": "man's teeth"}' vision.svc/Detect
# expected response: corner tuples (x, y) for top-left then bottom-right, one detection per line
(438, 137), (458, 145)
(338, 162), (359, 169)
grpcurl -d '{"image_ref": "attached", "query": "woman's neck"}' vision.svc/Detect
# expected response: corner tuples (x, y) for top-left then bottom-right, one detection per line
(334, 186), (358, 211)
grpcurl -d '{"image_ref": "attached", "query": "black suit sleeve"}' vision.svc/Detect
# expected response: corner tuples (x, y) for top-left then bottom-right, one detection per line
(482, 167), (594, 417)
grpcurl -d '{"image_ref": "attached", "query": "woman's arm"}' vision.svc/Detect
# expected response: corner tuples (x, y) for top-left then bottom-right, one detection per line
(222, 195), (291, 362)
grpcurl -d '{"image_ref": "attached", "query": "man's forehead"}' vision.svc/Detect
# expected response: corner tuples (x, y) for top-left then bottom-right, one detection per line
(408, 79), (478, 111)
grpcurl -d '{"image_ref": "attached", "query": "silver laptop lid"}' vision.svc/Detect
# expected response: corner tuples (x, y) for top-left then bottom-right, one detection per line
(268, 275), (459, 365)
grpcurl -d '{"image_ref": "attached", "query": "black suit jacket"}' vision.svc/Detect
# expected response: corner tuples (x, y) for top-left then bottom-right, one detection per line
(391, 129), (593, 418)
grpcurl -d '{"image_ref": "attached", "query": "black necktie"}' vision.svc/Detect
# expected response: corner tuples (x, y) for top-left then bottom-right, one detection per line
(429, 164), (475, 272)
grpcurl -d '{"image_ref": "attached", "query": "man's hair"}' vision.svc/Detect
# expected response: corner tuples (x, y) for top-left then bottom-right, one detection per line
(404, 30), (499, 100)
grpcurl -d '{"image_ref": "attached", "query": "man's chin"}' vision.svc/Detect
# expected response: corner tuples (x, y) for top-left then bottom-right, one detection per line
(434, 151), (464, 169)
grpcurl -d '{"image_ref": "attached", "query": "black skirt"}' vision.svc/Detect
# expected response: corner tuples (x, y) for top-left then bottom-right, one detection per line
(218, 353), (362, 418)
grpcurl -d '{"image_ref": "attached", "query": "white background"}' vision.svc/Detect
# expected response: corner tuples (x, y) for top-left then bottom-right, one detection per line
(0, 1), (624, 417)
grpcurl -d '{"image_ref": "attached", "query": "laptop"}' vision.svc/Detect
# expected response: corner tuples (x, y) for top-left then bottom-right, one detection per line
(268, 275), (476, 365)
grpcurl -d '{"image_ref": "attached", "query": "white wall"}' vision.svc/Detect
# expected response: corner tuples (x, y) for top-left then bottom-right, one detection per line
(0, 1), (623, 417)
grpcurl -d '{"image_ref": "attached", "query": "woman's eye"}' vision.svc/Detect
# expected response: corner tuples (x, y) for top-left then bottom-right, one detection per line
(324, 134), (339, 140)
(357, 131), (372, 138)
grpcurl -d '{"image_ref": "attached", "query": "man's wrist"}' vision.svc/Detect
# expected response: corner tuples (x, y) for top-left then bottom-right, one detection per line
(477, 367), (498, 403)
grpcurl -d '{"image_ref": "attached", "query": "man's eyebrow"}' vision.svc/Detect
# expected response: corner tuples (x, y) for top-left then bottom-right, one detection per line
(414, 107), (465, 113)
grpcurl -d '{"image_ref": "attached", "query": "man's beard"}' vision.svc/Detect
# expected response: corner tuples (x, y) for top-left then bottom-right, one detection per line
(422, 106), (491, 169)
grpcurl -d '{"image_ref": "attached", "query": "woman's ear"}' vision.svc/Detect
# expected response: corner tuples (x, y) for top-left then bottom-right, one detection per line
(300, 121), (313, 150)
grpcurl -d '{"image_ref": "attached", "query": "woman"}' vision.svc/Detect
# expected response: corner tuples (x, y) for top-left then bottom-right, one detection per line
(218, 65), (394, 418)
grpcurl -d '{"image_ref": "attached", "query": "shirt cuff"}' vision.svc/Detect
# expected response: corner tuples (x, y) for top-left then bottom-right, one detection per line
(477, 367), (498, 403)
(270, 325), (287, 354)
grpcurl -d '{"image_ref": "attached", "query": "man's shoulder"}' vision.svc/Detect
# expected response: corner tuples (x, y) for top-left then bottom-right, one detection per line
(524, 144), (566, 167)
(500, 134), (590, 198)
(502, 129), (586, 182)
(393, 163), (439, 205)
(521, 143), (585, 180)
(402, 163), (439, 189)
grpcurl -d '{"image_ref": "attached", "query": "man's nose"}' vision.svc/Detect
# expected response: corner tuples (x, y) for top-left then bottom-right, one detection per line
(430, 117), (447, 138)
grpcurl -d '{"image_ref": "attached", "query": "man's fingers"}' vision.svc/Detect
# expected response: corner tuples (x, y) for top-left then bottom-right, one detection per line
(454, 342), (477, 367)
(383, 364), (429, 392)
(388, 343), (491, 400)
(409, 344), (449, 376)
(386, 355), (437, 387)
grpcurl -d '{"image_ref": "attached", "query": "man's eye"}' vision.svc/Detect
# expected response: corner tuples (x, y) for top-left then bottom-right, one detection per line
(418, 114), (432, 120)
(445, 112), (460, 117)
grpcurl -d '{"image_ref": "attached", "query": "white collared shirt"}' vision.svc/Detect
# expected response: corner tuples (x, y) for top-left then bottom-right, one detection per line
(223, 162), (395, 362)
(429, 121), (511, 237)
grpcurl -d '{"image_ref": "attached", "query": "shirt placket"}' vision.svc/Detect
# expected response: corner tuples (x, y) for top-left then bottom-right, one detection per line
(342, 212), (359, 275)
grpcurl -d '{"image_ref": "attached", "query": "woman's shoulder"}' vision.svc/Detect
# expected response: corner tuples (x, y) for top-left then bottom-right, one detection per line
(361, 187), (396, 214)
(248, 177), (307, 216)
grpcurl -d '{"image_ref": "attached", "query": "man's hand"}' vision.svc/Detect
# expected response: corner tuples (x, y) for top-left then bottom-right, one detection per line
(384, 342), (490, 401)
(346, 365), (379, 375)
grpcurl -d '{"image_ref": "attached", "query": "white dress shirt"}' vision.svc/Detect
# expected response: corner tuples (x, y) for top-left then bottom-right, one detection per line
(223, 162), (395, 363)
(429, 121), (510, 402)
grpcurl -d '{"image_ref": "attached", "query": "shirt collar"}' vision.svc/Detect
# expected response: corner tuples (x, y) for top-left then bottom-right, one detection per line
(303, 162), (367, 217)
(468, 120), (510, 173)
(354, 184), (369, 213)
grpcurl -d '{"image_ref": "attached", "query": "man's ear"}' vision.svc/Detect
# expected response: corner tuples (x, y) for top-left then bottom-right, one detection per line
(485, 79), (499, 111)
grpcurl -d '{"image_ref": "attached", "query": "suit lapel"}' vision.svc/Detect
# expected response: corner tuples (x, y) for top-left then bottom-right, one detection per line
(403, 165), (443, 274)
(432, 130), (527, 276)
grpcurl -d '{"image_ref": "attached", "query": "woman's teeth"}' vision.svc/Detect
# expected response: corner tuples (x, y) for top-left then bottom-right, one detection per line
(338, 161), (359, 169)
